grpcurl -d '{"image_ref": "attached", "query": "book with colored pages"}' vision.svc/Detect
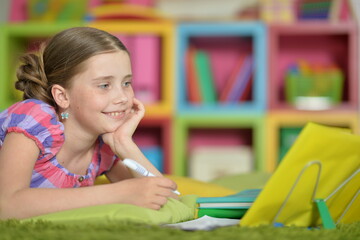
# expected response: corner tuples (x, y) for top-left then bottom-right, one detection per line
(197, 208), (248, 219)
(197, 189), (261, 219)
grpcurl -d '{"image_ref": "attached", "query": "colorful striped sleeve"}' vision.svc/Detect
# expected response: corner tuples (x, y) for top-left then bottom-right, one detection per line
(0, 99), (65, 163)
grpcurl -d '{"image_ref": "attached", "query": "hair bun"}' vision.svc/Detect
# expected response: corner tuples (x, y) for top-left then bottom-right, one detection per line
(15, 52), (50, 102)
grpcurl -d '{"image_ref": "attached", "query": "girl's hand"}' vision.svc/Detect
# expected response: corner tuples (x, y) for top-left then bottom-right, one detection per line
(102, 98), (145, 155)
(115, 177), (179, 210)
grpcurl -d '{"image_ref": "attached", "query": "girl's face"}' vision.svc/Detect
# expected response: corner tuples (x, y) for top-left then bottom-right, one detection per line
(66, 50), (134, 135)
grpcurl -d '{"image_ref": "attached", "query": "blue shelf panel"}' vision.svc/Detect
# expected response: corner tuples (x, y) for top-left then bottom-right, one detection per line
(176, 22), (267, 115)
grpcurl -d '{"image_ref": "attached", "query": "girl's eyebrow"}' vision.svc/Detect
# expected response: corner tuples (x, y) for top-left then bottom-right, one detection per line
(123, 74), (133, 80)
(91, 74), (133, 82)
(91, 75), (114, 82)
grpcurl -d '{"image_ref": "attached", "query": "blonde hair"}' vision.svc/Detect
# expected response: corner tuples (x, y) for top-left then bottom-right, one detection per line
(15, 27), (128, 112)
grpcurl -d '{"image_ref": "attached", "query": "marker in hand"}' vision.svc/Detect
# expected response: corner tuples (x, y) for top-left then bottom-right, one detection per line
(123, 158), (180, 195)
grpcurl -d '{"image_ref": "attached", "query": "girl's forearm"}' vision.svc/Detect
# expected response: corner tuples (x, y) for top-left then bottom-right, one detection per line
(114, 139), (163, 177)
(0, 183), (121, 219)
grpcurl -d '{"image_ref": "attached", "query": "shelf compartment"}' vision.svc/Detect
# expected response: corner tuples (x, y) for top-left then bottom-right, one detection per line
(176, 22), (267, 115)
(268, 22), (358, 111)
(135, 117), (172, 174)
(173, 114), (265, 176)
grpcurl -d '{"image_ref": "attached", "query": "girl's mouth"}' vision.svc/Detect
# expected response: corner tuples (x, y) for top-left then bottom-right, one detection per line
(104, 111), (126, 119)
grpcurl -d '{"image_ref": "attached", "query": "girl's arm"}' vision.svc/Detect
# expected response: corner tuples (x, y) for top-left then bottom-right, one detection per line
(0, 133), (178, 219)
(106, 139), (163, 181)
(102, 98), (163, 178)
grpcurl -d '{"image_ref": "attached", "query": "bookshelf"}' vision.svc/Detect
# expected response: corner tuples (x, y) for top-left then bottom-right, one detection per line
(0, 11), (358, 177)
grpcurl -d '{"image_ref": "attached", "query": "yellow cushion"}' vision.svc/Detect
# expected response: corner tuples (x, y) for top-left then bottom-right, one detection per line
(95, 175), (236, 197)
(166, 175), (236, 197)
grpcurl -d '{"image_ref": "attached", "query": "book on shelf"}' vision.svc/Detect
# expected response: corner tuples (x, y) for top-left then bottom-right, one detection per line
(225, 55), (253, 103)
(219, 54), (247, 102)
(240, 74), (253, 102)
(194, 50), (217, 103)
(298, 0), (332, 20)
(337, 0), (353, 21)
(186, 47), (202, 104)
(329, 0), (355, 22)
(197, 189), (261, 219)
(219, 54), (253, 103)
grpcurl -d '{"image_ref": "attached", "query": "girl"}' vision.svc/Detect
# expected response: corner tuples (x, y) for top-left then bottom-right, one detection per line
(0, 27), (178, 219)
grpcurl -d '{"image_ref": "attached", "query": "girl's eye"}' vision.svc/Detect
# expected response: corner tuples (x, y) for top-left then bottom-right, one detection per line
(123, 81), (132, 87)
(99, 83), (110, 89)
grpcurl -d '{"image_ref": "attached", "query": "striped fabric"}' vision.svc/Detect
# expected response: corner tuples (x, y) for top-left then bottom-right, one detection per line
(0, 99), (119, 188)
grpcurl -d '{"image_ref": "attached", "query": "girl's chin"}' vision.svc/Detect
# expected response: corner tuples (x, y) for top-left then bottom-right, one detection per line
(103, 122), (124, 133)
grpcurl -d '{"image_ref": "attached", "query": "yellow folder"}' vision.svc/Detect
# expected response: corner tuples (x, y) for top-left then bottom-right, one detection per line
(241, 122), (360, 227)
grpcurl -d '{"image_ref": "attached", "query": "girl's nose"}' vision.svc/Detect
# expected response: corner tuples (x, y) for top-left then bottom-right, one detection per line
(113, 89), (128, 104)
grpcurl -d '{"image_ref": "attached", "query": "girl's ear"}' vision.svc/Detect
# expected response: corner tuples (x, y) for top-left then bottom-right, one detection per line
(51, 84), (70, 109)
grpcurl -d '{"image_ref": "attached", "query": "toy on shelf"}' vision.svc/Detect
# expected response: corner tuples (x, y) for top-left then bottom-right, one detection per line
(87, 2), (165, 21)
(28, 0), (87, 22)
(285, 60), (344, 110)
(260, 0), (296, 23)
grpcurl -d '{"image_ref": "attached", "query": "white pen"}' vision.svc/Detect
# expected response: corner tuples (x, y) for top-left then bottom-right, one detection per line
(123, 158), (181, 195)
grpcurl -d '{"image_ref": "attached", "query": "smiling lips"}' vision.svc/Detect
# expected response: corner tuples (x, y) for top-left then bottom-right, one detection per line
(104, 111), (126, 119)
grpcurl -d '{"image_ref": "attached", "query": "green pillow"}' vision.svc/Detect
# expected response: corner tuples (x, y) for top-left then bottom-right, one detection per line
(22, 195), (197, 225)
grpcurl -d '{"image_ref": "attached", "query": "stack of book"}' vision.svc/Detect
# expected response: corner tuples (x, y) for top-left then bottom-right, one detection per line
(297, 0), (354, 22)
(298, 0), (333, 20)
(196, 188), (261, 219)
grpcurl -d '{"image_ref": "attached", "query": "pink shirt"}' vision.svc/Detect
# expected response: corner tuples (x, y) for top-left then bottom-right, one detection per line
(0, 99), (120, 188)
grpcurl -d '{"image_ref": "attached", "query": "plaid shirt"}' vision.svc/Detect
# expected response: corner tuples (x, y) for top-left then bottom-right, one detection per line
(0, 99), (119, 188)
